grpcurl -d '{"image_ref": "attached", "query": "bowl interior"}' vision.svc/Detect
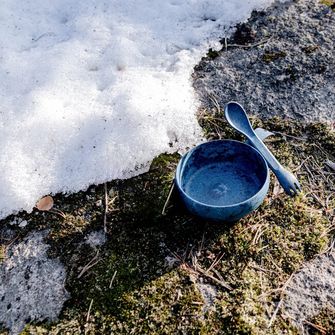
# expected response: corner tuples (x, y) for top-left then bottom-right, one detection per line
(180, 140), (268, 207)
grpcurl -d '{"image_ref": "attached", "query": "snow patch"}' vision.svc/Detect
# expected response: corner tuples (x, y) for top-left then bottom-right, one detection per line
(85, 230), (107, 248)
(9, 217), (29, 228)
(0, 0), (279, 219)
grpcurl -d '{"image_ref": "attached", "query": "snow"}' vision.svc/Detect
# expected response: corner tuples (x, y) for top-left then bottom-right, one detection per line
(0, 0), (278, 219)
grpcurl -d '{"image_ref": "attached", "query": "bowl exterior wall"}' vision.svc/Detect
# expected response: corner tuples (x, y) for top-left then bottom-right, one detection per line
(175, 140), (270, 222)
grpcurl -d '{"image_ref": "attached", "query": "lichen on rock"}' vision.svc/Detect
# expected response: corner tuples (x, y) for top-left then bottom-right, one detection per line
(0, 231), (69, 335)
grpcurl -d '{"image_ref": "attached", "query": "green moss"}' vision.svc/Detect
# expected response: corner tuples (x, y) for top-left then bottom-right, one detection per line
(3, 108), (335, 334)
(320, 0), (335, 10)
(302, 45), (319, 54)
(0, 327), (9, 335)
(306, 307), (335, 334)
(306, 123), (335, 155)
(24, 270), (206, 335)
(115, 269), (204, 334)
(206, 48), (220, 60)
(0, 245), (5, 263)
(262, 51), (287, 63)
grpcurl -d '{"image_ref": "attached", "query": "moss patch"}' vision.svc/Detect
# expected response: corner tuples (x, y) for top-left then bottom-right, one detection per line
(321, 0), (335, 10)
(306, 307), (335, 334)
(262, 51), (287, 63)
(206, 48), (220, 60)
(1, 108), (334, 334)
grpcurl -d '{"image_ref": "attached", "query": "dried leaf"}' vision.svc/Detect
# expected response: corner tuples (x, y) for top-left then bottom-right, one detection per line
(325, 160), (335, 171)
(36, 195), (54, 211)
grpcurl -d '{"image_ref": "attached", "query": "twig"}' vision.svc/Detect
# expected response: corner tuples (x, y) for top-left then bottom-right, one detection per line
(162, 182), (175, 215)
(303, 320), (327, 334)
(186, 244), (195, 262)
(202, 118), (223, 139)
(49, 208), (66, 219)
(209, 95), (222, 114)
(211, 268), (225, 282)
(310, 192), (326, 208)
(199, 116), (225, 123)
(104, 183), (108, 233)
(32, 32), (56, 42)
(196, 233), (205, 257)
(207, 95), (224, 138)
(257, 288), (286, 300)
(78, 252), (101, 279)
(86, 299), (94, 323)
(250, 263), (278, 275)
(272, 131), (306, 141)
(268, 255), (283, 273)
(292, 155), (313, 173)
(206, 252), (225, 273)
(5, 235), (20, 250)
(227, 36), (272, 49)
(268, 273), (294, 328)
(324, 238), (335, 255)
(84, 298), (94, 334)
(196, 265), (232, 290)
(252, 224), (267, 245)
(170, 249), (232, 290)
(109, 270), (117, 289)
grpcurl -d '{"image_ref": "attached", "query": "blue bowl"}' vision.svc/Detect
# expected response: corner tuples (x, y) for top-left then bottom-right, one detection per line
(175, 140), (270, 222)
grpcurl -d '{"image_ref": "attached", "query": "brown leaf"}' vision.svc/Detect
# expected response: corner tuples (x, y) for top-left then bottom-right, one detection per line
(36, 195), (54, 211)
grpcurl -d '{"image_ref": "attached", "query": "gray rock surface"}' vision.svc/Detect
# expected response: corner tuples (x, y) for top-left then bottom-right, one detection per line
(193, 0), (335, 122)
(0, 231), (69, 335)
(283, 252), (335, 329)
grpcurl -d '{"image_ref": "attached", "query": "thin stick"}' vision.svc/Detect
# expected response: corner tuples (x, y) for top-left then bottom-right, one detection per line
(86, 299), (94, 323)
(171, 249), (232, 290)
(109, 270), (117, 289)
(292, 155), (312, 172)
(310, 192), (326, 208)
(303, 320), (327, 334)
(252, 224), (267, 245)
(206, 252), (225, 273)
(49, 208), (66, 219)
(78, 252), (101, 279)
(196, 265), (232, 290)
(84, 298), (94, 334)
(211, 268), (225, 282)
(104, 183), (108, 233)
(272, 131), (306, 141)
(250, 263), (278, 275)
(268, 273), (294, 328)
(209, 95), (221, 114)
(162, 182), (175, 215)
(227, 36), (272, 49)
(5, 235), (20, 250)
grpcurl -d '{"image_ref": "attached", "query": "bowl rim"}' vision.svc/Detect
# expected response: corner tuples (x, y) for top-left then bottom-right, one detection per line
(175, 139), (270, 208)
